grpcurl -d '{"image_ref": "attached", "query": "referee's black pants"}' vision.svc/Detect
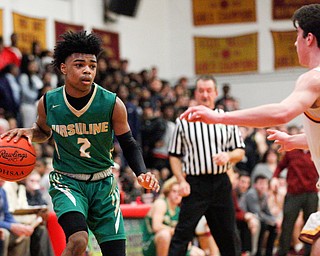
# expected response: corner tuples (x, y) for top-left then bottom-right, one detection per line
(168, 173), (241, 256)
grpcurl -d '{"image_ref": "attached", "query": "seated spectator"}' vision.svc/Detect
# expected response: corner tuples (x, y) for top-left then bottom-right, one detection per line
(3, 179), (54, 256)
(8, 33), (22, 67)
(0, 64), (22, 126)
(0, 179), (32, 256)
(24, 171), (54, 255)
(251, 147), (279, 183)
(151, 103), (176, 172)
(0, 36), (20, 71)
(25, 170), (49, 207)
(240, 175), (280, 256)
(33, 156), (53, 211)
(228, 168), (260, 256)
(142, 177), (205, 256)
(140, 101), (167, 168)
(234, 170), (251, 200)
(236, 127), (261, 175)
(19, 58), (43, 128)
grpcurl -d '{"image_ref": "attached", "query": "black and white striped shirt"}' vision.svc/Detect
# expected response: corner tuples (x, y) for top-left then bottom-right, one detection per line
(168, 109), (245, 176)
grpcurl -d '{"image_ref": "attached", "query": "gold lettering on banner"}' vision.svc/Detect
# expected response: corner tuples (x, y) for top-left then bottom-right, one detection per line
(272, 0), (316, 20)
(92, 28), (120, 60)
(13, 12), (46, 54)
(271, 30), (299, 69)
(194, 33), (258, 74)
(193, 0), (256, 26)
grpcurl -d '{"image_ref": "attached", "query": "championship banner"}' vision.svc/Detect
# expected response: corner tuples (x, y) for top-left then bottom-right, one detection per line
(194, 33), (258, 74)
(92, 28), (120, 60)
(272, 0), (316, 20)
(193, 0), (256, 26)
(271, 30), (300, 69)
(0, 9), (3, 37)
(12, 12), (46, 54)
(55, 21), (84, 42)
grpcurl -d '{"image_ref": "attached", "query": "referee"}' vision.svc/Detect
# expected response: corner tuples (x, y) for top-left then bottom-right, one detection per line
(168, 75), (245, 256)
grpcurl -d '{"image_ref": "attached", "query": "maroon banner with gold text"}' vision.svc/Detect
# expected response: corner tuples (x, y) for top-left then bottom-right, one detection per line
(271, 30), (300, 69)
(272, 0), (316, 20)
(194, 33), (258, 74)
(55, 21), (84, 42)
(13, 12), (46, 54)
(92, 28), (120, 60)
(193, 0), (256, 26)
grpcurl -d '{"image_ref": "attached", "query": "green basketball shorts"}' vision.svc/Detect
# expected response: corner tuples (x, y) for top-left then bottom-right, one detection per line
(49, 171), (126, 243)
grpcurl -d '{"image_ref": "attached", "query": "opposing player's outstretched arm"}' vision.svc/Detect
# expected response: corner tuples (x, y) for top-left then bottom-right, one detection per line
(113, 97), (160, 192)
(181, 71), (319, 128)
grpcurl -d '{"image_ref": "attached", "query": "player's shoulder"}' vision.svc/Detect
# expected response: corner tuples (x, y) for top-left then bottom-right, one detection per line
(302, 67), (320, 79)
(95, 83), (115, 95)
(296, 69), (320, 89)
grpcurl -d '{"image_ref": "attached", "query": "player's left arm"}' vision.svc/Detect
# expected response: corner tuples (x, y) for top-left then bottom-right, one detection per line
(113, 97), (160, 192)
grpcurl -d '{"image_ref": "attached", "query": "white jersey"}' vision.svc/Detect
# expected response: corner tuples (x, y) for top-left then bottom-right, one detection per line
(303, 67), (320, 185)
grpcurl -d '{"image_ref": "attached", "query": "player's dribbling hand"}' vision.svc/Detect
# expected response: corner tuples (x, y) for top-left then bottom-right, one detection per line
(137, 172), (160, 192)
(0, 128), (33, 145)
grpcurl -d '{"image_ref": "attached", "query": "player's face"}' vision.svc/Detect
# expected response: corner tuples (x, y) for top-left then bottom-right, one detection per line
(61, 53), (97, 96)
(195, 79), (218, 109)
(168, 184), (182, 205)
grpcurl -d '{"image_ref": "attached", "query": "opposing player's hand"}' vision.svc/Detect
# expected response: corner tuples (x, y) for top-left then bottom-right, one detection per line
(266, 129), (292, 152)
(0, 128), (33, 145)
(137, 172), (160, 192)
(179, 105), (220, 124)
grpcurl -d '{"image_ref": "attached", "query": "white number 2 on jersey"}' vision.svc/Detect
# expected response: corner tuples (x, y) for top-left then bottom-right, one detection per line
(78, 138), (91, 158)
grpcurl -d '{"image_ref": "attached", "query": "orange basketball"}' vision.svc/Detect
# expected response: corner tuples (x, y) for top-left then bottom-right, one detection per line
(0, 137), (36, 181)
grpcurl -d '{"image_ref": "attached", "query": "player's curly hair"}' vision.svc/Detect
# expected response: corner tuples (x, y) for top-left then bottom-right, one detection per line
(52, 30), (102, 71)
(292, 4), (320, 47)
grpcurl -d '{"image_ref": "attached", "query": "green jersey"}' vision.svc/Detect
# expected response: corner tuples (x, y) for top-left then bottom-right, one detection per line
(142, 198), (180, 256)
(46, 83), (116, 174)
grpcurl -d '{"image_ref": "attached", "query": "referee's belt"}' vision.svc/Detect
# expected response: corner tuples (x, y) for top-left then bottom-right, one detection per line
(54, 168), (113, 182)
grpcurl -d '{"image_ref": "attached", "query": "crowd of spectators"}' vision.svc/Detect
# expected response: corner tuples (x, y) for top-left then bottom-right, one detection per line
(1, 33), (319, 256)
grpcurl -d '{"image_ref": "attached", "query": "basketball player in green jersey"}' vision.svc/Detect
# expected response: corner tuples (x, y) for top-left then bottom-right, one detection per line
(142, 177), (205, 256)
(1, 31), (160, 256)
